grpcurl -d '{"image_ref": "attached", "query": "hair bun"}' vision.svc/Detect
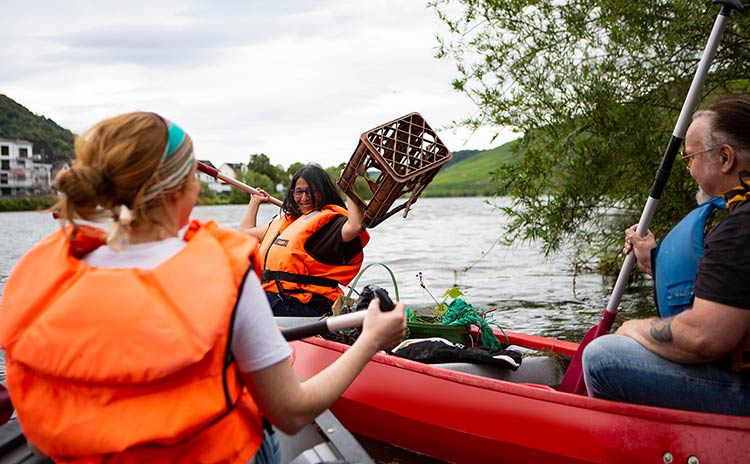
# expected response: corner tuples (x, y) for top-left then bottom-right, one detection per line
(55, 164), (113, 209)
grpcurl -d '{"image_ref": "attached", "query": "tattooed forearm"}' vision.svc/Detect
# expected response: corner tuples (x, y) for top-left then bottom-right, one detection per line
(650, 318), (674, 343)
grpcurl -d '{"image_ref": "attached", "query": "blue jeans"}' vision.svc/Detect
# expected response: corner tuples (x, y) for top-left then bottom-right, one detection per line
(583, 334), (750, 415)
(252, 427), (280, 464)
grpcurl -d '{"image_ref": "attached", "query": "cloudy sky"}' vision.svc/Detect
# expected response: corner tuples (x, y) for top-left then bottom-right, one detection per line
(1, 0), (517, 168)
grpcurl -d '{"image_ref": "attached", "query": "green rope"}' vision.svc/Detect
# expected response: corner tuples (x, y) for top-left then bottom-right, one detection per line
(440, 298), (506, 349)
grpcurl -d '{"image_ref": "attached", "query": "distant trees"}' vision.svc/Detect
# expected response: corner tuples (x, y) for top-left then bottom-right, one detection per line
(247, 153), (285, 186)
(0, 95), (75, 159)
(201, 155), (359, 205)
(430, 0), (750, 273)
(286, 162), (306, 179)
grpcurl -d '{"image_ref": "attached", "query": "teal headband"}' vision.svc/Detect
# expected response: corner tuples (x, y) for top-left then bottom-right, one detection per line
(164, 122), (186, 159)
(141, 118), (193, 201)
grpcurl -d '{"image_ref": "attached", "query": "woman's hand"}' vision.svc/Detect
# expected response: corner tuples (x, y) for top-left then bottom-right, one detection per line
(357, 299), (407, 353)
(250, 188), (272, 205)
(624, 224), (656, 276)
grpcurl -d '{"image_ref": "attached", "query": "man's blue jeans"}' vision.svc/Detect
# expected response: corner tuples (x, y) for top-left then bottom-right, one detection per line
(583, 334), (750, 415)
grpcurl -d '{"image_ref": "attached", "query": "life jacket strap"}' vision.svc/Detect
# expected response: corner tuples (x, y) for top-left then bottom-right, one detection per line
(260, 270), (339, 289)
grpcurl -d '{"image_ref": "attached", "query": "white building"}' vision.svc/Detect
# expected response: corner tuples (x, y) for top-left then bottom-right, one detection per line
(196, 160), (231, 194)
(0, 138), (54, 198)
(219, 163), (247, 181)
(217, 162), (248, 194)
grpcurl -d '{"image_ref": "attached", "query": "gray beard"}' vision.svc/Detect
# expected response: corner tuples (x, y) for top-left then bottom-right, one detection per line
(695, 188), (713, 205)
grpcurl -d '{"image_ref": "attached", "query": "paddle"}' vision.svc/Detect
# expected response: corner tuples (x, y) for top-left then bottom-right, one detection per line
(281, 287), (394, 341)
(196, 161), (283, 207)
(558, 0), (745, 395)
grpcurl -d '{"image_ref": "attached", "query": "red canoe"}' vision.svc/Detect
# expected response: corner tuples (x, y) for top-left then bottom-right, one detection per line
(287, 328), (750, 464)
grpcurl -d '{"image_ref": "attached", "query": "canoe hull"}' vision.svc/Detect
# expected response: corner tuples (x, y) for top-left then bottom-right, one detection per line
(289, 331), (750, 464)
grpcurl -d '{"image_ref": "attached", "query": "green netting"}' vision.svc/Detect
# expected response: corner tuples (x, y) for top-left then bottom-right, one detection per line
(407, 298), (508, 349)
(441, 298), (507, 350)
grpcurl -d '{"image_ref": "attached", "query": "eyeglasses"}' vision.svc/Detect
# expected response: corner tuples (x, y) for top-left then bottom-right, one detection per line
(679, 146), (715, 169)
(291, 188), (312, 198)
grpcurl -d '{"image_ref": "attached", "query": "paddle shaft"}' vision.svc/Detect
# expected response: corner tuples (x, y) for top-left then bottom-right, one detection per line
(196, 161), (283, 207)
(281, 288), (395, 341)
(559, 0), (743, 394)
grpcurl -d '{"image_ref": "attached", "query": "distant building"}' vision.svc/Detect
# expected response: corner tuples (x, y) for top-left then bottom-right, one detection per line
(220, 163), (247, 181)
(0, 138), (54, 198)
(196, 160), (231, 194)
(217, 162), (249, 194)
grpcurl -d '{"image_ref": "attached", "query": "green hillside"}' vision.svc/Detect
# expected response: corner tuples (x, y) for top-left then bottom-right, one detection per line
(0, 94), (518, 201)
(424, 139), (520, 197)
(0, 95), (75, 160)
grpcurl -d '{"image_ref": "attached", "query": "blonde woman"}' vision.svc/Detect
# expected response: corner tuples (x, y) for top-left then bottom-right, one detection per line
(0, 112), (406, 463)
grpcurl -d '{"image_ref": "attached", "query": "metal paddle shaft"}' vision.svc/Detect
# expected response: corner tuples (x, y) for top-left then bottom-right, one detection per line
(196, 161), (283, 207)
(281, 287), (394, 341)
(559, 0), (744, 395)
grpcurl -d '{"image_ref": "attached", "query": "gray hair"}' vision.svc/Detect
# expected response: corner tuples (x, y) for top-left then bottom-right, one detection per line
(693, 96), (750, 163)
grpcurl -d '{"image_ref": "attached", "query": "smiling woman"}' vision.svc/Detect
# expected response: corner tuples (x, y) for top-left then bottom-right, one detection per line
(240, 163), (371, 317)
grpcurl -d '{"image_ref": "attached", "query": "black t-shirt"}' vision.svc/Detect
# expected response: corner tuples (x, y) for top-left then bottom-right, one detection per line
(694, 201), (750, 310)
(304, 215), (364, 265)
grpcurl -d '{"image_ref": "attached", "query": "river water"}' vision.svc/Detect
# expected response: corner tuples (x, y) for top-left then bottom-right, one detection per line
(0, 196), (655, 355)
(0, 197), (653, 462)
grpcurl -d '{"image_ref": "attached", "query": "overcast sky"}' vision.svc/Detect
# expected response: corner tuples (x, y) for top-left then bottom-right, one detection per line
(0, 0), (518, 169)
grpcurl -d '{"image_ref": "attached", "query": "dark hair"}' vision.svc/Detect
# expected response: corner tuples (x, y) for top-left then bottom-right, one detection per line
(698, 95), (750, 158)
(282, 164), (345, 217)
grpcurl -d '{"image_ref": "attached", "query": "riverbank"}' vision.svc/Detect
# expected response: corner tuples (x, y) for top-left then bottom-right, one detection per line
(0, 197), (56, 212)
(0, 195), (237, 212)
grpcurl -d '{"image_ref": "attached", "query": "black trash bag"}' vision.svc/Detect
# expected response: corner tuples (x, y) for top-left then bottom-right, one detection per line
(391, 338), (523, 371)
(322, 285), (386, 345)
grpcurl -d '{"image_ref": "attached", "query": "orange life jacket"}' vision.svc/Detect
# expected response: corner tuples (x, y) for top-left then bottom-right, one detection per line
(259, 205), (369, 304)
(0, 220), (265, 464)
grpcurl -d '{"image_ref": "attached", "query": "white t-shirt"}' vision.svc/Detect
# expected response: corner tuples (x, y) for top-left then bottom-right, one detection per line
(84, 238), (292, 373)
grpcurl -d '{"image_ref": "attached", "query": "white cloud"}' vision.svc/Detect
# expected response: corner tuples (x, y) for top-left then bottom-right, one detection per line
(0, 0), (517, 168)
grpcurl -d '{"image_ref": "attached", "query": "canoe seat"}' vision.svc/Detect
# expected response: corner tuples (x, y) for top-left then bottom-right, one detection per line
(432, 355), (564, 387)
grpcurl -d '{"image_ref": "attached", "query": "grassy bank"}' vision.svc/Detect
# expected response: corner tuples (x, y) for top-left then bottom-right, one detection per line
(424, 140), (519, 197)
(0, 197), (56, 212)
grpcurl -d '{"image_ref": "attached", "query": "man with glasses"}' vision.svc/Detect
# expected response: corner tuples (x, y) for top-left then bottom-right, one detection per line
(583, 95), (750, 415)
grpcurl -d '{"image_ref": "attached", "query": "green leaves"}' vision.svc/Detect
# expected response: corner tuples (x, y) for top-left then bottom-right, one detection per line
(442, 286), (464, 300)
(431, 0), (750, 275)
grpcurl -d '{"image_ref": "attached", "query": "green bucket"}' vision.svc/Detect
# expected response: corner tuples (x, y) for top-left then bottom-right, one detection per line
(406, 317), (471, 345)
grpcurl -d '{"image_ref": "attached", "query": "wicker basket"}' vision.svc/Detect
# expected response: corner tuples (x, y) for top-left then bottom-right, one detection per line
(337, 112), (452, 228)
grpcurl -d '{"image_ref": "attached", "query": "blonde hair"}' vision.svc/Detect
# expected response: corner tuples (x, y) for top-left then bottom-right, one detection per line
(53, 111), (194, 248)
